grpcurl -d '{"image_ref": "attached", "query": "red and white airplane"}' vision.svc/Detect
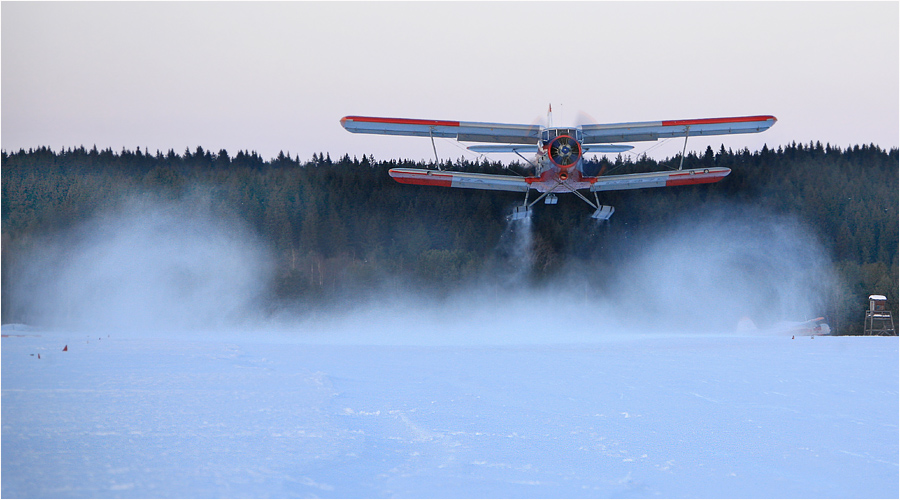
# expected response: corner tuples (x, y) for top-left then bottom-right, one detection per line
(341, 111), (776, 220)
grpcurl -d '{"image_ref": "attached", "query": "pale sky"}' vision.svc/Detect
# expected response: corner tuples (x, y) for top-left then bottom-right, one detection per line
(3, 1), (898, 163)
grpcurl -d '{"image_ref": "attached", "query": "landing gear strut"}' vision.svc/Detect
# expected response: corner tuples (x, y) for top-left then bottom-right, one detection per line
(575, 190), (615, 220)
(512, 185), (561, 220)
(509, 186), (614, 221)
(510, 188), (535, 221)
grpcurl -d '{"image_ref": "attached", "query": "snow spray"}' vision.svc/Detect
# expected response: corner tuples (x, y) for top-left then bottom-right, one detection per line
(491, 214), (534, 287)
(7, 190), (275, 334)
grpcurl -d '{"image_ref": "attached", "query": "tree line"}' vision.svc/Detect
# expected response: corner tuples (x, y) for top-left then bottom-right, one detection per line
(2, 142), (897, 334)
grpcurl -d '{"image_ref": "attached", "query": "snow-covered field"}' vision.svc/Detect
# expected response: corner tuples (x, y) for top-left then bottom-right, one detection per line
(2, 325), (897, 498)
(3, 198), (897, 497)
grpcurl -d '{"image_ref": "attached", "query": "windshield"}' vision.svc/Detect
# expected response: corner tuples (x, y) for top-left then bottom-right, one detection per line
(541, 128), (579, 145)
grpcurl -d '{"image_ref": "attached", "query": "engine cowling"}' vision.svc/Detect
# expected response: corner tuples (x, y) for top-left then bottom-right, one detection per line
(547, 135), (581, 169)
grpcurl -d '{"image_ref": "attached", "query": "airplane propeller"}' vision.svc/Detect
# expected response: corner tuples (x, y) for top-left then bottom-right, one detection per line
(549, 135), (580, 167)
(574, 110), (600, 128)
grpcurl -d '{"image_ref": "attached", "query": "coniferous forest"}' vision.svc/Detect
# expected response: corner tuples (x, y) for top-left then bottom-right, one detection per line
(2, 142), (897, 335)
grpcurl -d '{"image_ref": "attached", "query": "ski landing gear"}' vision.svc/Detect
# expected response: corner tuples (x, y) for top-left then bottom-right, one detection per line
(591, 205), (615, 220)
(509, 188), (614, 221)
(510, 205), (533, 221)
(572, 189), (614, 220)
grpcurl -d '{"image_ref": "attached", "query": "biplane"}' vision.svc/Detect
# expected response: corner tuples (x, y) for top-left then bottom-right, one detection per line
(340, 110), (776, 220)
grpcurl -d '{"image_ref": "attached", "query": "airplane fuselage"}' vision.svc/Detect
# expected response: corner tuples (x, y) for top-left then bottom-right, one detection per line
(526, 127), (595, 193)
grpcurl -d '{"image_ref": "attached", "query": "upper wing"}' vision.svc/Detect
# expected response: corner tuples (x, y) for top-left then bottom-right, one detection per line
(341, 116), (540, 144)
(581, 115), (776, 144)
(590, 167), (732, 192)
(389, 168), (530, 192)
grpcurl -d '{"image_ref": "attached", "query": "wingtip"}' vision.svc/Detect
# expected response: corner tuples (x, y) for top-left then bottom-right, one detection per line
(340, 115), (359, 131)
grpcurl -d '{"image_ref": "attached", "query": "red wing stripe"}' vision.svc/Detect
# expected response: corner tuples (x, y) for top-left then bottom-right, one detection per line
(665, 169), (730, 187)
(662, 115), (776, 127)
(341, 116), (460, 128)
(389, 169), (453, 187)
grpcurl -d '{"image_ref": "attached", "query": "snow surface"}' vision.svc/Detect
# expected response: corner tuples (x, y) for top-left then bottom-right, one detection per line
(2, 326), (897, 498)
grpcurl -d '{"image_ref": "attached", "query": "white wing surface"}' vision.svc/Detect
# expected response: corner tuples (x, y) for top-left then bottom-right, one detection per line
(589, 167), (732, 191)
(341, 116), (541, 144)
(389, 168), (530, 192)
(581, 115), (776, 144)
(466, 144), (634, 153)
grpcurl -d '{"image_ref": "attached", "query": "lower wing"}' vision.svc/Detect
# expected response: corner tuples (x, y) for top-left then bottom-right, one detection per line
(589, 167), (731, 191)
(466, 144), (633, 153)
(389, 167), (730, 193)
(389, 168), (530, 192)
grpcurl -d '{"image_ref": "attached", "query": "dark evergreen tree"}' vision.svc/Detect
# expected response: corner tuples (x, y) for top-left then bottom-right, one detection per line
(2, 143), (896, 333)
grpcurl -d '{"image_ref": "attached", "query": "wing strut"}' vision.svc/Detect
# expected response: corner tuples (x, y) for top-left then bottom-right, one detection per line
(514, 149), (540, 171)
(429, 128), (441, 170)
(678, 125), (690, 170)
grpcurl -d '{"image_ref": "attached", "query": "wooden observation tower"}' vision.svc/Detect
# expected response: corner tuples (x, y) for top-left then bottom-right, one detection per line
(863, 294), (895, 336)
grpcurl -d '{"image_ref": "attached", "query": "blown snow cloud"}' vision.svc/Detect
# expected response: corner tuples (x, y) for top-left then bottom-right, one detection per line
(7, 192), (274, 333)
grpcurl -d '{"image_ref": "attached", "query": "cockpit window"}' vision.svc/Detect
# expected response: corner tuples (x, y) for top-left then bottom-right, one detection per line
(542, 128), (580, 144)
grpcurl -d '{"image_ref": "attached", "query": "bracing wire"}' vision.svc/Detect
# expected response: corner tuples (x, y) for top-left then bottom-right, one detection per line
(626, 137), (672, 158)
